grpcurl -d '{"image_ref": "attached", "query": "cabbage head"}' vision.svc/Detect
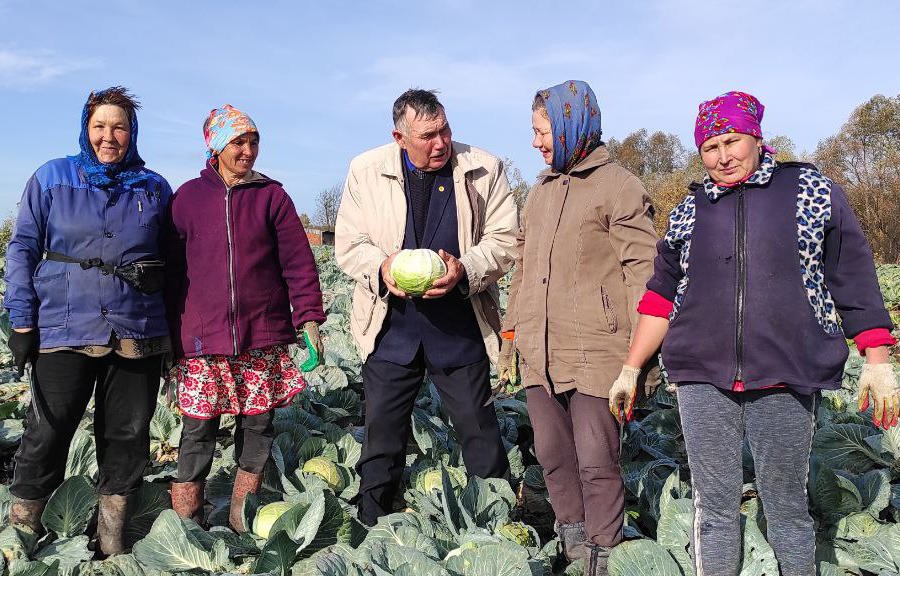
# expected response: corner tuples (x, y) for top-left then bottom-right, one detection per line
(253, 501), (293, 539)
(499, 522), (535, 547)
(413, 466), (467, 494)
(302, 456), (343, 490)
(390, 249), (447, 296)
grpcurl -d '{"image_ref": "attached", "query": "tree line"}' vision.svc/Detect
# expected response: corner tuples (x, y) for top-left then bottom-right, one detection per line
(309, 95), (898, 263)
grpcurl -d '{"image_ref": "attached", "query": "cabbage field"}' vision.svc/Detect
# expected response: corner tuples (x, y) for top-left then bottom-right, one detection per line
(1, 249), (900, 576)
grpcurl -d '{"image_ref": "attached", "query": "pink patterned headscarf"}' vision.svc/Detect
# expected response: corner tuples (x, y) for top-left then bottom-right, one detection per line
(694, 91), (766, 148)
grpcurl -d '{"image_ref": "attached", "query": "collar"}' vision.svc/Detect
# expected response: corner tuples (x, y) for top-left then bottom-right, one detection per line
(702, 152), (777, 200)
(201, 161), (276, 188)
(538, 144), (612, 179)
(381, 141), (481, 180)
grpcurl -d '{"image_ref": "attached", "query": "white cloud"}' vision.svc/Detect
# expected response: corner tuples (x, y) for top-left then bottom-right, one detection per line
(0, 48), (96, 89)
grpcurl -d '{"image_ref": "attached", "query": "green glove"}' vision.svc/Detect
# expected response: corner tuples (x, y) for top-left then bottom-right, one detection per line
(299, 321), (324, 372)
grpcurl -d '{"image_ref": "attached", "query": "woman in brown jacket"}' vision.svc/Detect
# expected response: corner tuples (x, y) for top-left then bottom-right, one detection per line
(500, 80), (658, 575)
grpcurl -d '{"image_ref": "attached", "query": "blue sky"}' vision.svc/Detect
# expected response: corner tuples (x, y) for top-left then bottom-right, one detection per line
(1, 0), (897, 220)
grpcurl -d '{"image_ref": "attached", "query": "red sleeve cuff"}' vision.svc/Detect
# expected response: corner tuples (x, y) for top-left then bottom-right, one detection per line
(855, 328), (897, 355)
(637, 290), (674, 319)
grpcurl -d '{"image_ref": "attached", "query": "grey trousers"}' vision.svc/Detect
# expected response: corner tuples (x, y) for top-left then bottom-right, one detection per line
(677, 383), (817, 576)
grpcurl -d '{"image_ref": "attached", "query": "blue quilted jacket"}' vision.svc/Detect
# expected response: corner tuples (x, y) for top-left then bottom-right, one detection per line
(3, 157), (172, 347)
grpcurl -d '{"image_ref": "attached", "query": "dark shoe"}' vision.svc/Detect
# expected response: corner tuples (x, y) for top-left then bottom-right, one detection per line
(9, 495), (47, 535)
(555, 521), (587, 562)
(229, 469), (262, 533)
(97, 494), (129, 556)
(171, 481), (205, 523)
(584, 542), (612, 576)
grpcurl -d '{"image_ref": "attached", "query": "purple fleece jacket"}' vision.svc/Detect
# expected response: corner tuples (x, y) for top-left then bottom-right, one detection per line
(165, 163), (325, 358)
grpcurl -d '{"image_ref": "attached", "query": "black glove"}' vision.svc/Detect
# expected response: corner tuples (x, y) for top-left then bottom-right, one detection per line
(8, 329), (39, 377)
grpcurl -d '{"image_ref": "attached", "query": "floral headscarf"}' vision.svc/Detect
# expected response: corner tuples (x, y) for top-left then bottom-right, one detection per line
(537, 80), (602, 173)
(203, 104), (258, 160)
(694, 91), (766, 148)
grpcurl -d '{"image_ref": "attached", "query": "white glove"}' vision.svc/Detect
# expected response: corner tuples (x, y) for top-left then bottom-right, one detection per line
(608, 365), (640, 424)
(857, 362), (900, 430)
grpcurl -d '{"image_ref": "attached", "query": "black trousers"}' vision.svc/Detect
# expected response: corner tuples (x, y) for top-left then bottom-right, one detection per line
(11, 351), (161, 500)
(176, 412), (275, 482)
(356, 350), (509, 525)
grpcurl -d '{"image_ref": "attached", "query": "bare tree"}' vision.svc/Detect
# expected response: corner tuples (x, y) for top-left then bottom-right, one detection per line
(298, 212), (311, 227)
(313, 183), (343, 228)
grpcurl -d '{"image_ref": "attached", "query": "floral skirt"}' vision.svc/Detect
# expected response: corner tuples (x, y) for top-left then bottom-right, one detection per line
(173, 345), (305, 419)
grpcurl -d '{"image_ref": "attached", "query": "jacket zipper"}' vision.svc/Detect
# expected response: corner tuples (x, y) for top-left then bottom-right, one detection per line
(225, 187), (238, 355)
(735, 186), (747, 382)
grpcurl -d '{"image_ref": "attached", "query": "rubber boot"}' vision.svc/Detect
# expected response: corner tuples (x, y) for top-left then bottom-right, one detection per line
(555, 521), (587, 562)
(171, 481), (205, 523)
(97, 494), (129, 556)
(584, 542), (612, 576)
(9, 495), (47, 536)
(229, 469), (262, 533)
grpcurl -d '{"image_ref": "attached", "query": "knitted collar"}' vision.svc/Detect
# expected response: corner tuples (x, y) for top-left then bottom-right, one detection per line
(703, 152), (776, 201)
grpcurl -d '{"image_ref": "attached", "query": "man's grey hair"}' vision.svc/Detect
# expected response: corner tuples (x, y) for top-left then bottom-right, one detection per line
(392, 89), (444, 132)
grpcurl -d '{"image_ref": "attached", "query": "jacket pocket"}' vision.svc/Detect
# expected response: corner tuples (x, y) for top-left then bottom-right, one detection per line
(33, 271), (69, 329)
(600, 284), (618, 333)
(354, 289), (378, 336)
(135, 190), (162, 230)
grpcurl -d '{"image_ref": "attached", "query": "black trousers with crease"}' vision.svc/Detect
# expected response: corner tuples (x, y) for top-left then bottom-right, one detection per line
(356, 350), (509, 525)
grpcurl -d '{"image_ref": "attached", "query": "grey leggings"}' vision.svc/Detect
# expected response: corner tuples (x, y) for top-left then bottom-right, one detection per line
(677, 384), (817, 576)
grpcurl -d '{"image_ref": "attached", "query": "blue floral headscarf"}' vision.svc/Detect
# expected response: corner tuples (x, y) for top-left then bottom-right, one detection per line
(537, 80), (602, 173)
(73, 87), (148, 188)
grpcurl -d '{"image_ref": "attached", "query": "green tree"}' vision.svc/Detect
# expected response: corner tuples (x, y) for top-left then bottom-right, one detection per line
(502, 158), (531, 216)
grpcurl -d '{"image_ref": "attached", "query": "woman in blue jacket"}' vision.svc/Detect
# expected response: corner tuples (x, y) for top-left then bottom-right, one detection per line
(608, 91), (899, 575)
(3, 87), (172, 556)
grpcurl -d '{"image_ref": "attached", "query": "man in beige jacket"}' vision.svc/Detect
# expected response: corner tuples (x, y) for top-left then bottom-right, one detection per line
(335, 89), (517, 525)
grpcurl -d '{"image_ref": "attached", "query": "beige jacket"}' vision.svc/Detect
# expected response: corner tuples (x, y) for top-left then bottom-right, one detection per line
(504, 145), (658, 397)
(335, 141), (518, 365)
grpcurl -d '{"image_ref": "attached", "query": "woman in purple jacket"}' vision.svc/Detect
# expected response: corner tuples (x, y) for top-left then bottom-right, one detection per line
(608, 91), (899, 575)
(165, 105), (326, 531)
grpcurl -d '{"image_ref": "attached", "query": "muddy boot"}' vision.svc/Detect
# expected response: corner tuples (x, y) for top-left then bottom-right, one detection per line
(584, 542), (612, 576)
(97, 494), (130, 556)
(171, 481), (205, 523)
(555, 521), (587, 562)
(9, 495), (47, 536)
(229, 469), (262, 533)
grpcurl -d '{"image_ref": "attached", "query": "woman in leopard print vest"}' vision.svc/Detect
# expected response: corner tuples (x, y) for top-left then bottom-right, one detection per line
(608, 91), (899, 575)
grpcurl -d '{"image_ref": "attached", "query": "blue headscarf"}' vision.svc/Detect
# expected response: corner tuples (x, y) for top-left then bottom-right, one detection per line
(72, 87), (149, 188)
(537, 80), (603, 173)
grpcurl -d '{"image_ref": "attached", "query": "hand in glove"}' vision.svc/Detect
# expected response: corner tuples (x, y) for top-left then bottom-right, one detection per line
(9, 329), (39, 378)
(497, 333), (519, 387)
(857, 362), (899, 429)
(298, 321), (325, 371)
(608, 365), (640, 424)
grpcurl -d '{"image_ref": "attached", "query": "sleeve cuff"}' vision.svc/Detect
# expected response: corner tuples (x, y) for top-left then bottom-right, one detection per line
(637, 290), (674, 319)
(457, 255), (480, 297)
(855, 328), (897, 355)
(9, 315), (35, 329)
